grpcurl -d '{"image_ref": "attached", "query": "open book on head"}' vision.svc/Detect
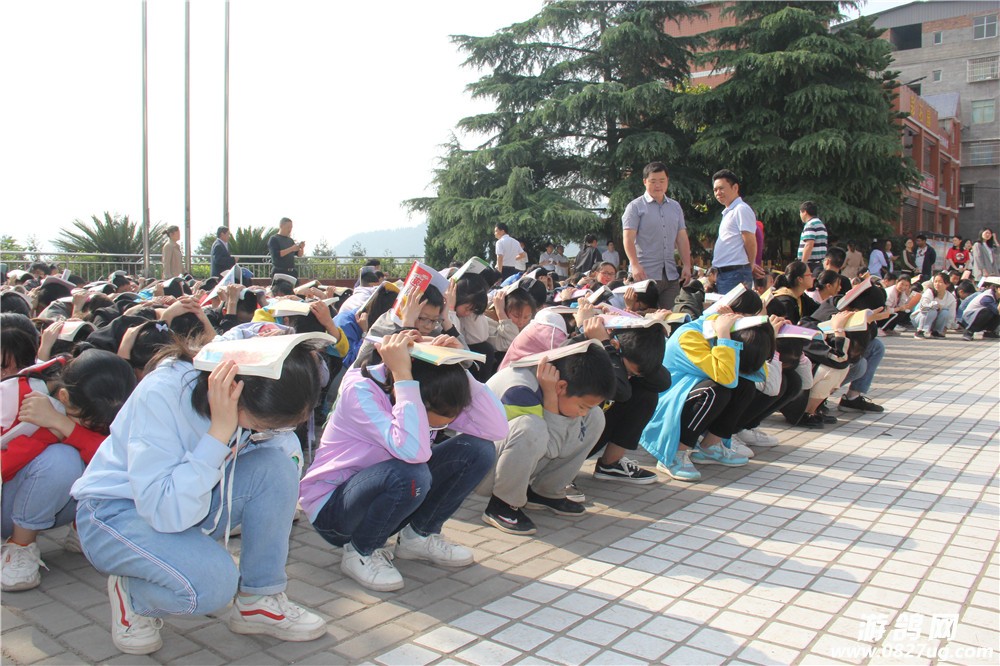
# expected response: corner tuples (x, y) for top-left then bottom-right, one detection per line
(392, 261), (450, 324)
(193, 332), (336, 379)
(451, 257), (495, 284)
(818, 310), (873, 334)
(265, 297), (337, 318)
(704, 283), (746, 315)
(508, 339), (601, 369)
(363, 335), (486, 366)
(702, 315), (770, 339)
(612, 279), (655, 295)
(199, 265), (241, 306)
(777, 323), (823, 340)
(598, 313), (674, 331)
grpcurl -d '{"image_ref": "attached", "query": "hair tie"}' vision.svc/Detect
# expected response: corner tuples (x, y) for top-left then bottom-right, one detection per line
(155, 322), (169, 333)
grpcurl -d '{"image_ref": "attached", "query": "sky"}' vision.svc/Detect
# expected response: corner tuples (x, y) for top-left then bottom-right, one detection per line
(1, 0), (910, 254)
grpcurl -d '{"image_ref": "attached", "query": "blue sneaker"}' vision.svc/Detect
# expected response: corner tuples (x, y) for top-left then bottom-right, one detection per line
(690, 442), (748, 467)
(655, 450), (702, 482)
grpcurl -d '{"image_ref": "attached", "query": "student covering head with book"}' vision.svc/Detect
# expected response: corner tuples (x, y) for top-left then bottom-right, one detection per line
(300, 331), (507, 592)
(479, 342), (616, 535)
(639, 290), (775, 482)
(2, 351), (136, 593)
(70, 335), (329, 656)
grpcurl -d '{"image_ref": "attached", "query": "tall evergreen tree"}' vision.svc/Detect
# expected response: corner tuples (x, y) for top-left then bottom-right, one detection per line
(408, 1), (703, 266)
(675, 1), (919, 253)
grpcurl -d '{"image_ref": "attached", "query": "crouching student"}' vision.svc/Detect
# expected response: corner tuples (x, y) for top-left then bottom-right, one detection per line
(2, 351), (136, 591)
(479, 343), (616, 535)
(959, 280), (1000, 340)
(71, 337), (329, 656)
(487, 287), (537, 370)
(732, 334), (812, 448)
(300, 332), (506, 591)
(639, 290), (775, 482)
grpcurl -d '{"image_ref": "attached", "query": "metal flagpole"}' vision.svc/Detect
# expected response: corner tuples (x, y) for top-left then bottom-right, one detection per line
(222, 0), (230, 230)
(184, 0), (191, 273)
(142, 0), (150, 277)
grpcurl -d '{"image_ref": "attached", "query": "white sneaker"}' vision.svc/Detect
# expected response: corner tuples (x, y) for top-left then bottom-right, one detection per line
(227, 592), (326, 641)
(63, 524), (83, 553)
(341, 542), (404, 591)
(108, 575), (163, 655)
(395, 525), (474, 567)
(1, 541), (46, 592)
(728, 440), (755, 459)
(564, 482), (586, 503)
(733, 427), (779, 448)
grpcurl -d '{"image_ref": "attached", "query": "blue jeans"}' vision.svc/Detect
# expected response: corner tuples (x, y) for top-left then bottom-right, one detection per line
(715, 265), (753, 296)
(914, 308), (952, 334)
(2, 444), (83, 538)
(311, 434), (494, 556)
(841, 336), (886, 395)
(74, 447), (298, 617)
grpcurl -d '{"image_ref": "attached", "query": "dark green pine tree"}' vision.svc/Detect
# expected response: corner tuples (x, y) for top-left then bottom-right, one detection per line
(408, 1), (704, 267)
(675, 1), (920, 256)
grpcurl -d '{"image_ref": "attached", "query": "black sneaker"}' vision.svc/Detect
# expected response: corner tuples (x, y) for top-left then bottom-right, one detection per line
(797, 413), (825, 429)
(815, 402), (837, 423)
(963, 331), (974, 341)
(594, 457), (657, 485)
(930, 331), (946, 339)
(914, 330), (926, 339)
(524, 487), (585, 516)
(839, 395), (885, 413)
(984, 331), (1000, 339)
(482, 496), (536, 535)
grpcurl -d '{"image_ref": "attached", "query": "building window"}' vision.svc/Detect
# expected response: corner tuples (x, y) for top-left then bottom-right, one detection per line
(932, 69), (942, 82)
(932, 31), (943, 45)
(965, 141), (1000, 167)
(960, 184), (975, 208)
(968, 55), (1000, 82)
(973, 14), (998, 40)
(908, 83), (922, 96)
(889, 23), (922, 50)
(972, 99), (996, 124)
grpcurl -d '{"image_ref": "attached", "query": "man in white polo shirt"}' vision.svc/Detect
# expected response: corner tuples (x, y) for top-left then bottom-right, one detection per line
(494, 223), (525, 281)
(711, 169), (757, 295)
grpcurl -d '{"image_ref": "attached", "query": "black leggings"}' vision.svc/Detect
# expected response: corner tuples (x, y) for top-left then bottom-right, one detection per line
(967, 309), (1000, 333)
(679, 378), (757, 447)
(591, 374), (670, 456)
(467, 341), (496, 383)
(881, 311), (911, 331)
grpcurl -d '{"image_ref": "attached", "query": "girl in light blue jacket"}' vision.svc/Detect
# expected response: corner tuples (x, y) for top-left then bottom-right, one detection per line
(71, 337), (328, 656)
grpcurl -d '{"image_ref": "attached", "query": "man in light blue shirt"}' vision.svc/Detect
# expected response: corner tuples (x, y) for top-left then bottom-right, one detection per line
(622, 162), (692, 309)
(711, 169), (757, 295)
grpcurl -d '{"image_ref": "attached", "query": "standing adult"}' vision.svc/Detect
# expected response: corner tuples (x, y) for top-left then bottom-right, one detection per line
(161, 226), (182, 279)
(621, 162), (692, 309)
(494, 224), (524, 280)
(602, 241), (621, 270)
(945, 235), (970, 272)
(552, 244), (569, 281)
(710, 169), (757, 295)
(914, 234), (937, 281)
(539, 242), (559, 273)
(268, 218), (305, 279)
(843, 241), (865, 279)
(970, 228), (999, 280)
(573, 234), (602, 276)
(796, 201), (827, 275)
(210, 227), (236, 278)
(867, 240), (891, 278)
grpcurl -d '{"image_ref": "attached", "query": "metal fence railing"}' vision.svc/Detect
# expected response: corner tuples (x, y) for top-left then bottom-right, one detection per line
(1, 252), (424, 283)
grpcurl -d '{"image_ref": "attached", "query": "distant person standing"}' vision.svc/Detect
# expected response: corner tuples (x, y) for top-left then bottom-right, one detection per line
(494, 223), (524, 280)
(602, 241), (620, 269)
(539, 242), (559, 273)
(161, 225), (182, 279)
(552, 244), (569, 281)
(210, 227), (236, 277)
(268, 217), (305, 278)
(915, 234), (937, 281)
(843, 241), (865, 279)
(573, 234), (602, 276)
(711, 169), (756, 295)
(622, 162), (692, 309)
(796, 201), (826, 274)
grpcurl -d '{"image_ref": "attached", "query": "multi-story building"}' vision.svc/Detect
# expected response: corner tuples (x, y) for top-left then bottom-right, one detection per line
(867, 1), (1000, 239)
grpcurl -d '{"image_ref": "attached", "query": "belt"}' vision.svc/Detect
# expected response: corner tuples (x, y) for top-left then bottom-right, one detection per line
(716, 264), (750, 273)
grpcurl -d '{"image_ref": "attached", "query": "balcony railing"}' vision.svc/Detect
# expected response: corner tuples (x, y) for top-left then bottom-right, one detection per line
(1, 252), (424, 283)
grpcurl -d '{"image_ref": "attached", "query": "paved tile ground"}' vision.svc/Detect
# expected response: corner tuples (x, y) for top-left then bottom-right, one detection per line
(3, 336), (998, 665)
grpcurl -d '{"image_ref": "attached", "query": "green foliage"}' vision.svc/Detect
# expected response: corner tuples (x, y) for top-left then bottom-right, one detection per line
(196, 233), (215, 255)
(409, 1), (704, 267)
(675, 1), (919, 250)
(53, 212), (167, 260)
(226, 225), (278, 256)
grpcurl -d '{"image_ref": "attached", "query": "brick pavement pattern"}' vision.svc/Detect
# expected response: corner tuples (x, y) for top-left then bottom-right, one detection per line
(2, 338), (998, 665)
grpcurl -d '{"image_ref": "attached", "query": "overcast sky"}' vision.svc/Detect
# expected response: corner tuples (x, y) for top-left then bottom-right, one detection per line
(1, 0), (908, 253)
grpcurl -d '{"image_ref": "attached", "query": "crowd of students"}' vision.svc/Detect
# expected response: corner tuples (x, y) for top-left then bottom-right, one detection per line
(1, 235), (998, 656)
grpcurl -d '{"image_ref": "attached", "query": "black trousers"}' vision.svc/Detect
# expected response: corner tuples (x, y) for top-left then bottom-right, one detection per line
(591, 373), (671, 456)
(967, 309), (1000, 333)
(467, 341), (496, 383)
(679, 378), (757, 447)
(881, 311), (911, 331)
(741, 369), (804, 431)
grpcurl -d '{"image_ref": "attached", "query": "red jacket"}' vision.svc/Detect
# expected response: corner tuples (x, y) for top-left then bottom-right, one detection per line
(1, 375), (106, 482)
